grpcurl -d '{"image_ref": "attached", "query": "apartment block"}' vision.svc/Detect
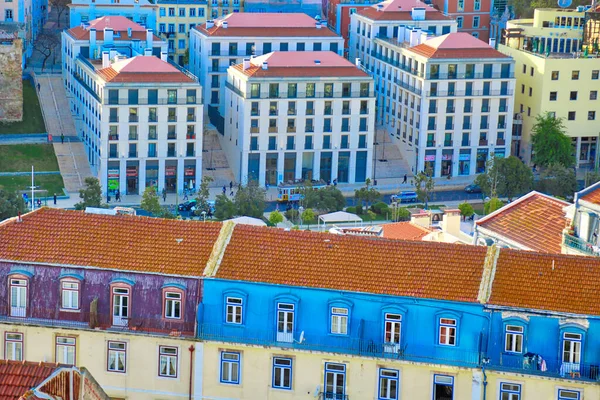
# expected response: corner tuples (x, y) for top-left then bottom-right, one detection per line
(207, 0), (244, 20)
(324, 0), (379, 55)
(499, 8), (600, 165)
(69, 0), (158, 30)
(0, 0), (46, 63)
(62, 16), (203, 196)
(189, 12), (344, 127)
(429, 0), (491, 41)
(244, 0), (319, 15)
(224, 51), (375, 186)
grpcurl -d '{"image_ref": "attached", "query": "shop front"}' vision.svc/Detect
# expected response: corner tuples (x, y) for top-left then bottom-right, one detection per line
(265, 153), (278, 186)
(126, 162), (139, 195)
(165, 161), (178, 193)
(355, 151), (368, 183)
(145, 161), (159, 190)
(284, 153), (296, 182)
(459, 150), (471, 176)
(337, 151), (350, 183)
(476, 149), (489, 173)
(184, 161), (196, 191)
(107, 162), (120, 196)
(248, 154), (260, 183)
(424, 150), (436, 175)
(320, 152), (332, 183)
(302, 152), (314, 181)
(494, 148), (506, 159)
(441, 150), (453, 177)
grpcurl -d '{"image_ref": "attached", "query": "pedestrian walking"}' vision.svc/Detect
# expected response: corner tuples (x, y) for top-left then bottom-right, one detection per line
(222, 185), (226, 195)
(162, 188), (167, 202)
(115, 191), (121, 202)
(230, 190), (234, 197)
(403, 174), (407, 184)
(229, 181), (233, 191)
(37, 83), (40, 92)
(60, 134), (64, 144)
(53, 193), (57, 205)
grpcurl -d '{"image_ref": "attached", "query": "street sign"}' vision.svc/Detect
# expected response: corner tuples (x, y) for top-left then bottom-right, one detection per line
(557, 0), (572, 8)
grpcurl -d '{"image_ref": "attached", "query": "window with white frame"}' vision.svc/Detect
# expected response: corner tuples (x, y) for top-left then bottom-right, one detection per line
(433, 375), (454, 400)
(226, 297), (243, 324)
(272, 357), (292, 390)
(4, 333), (23, 361)
(558, 389), (581, 400)
(456, 17), (463, 28)
(504, 325), (523, 353)
(9, 278), (27, 317)
(439, 318), (457, 346)
(500, 382), (521, 400)
(562, 333), (582, 364)
(165, 292), (182, 319)
(159, 346), (178, 377)
(378, 368), (399, 400)
(220, 351), (240, 384)
(384, 313), (402, 344)
(331, 307), (348, 335)
(61, 280), (79, 310)
(56, 336), (76, 365)
(107, 341), (126, 373)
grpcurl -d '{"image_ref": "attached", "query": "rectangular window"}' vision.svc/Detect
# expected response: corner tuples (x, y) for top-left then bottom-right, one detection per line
(474, 0), (481, 10)
(4, 333), (23, 361)
(590, 91), (598, 100)
(570, 91), (578, 100)
(558, 389), (581, 400)
(277, 303), (294, 342)
(220, 351), (240, 384)
(56, 336), (76, 365)
(593, 70), (599, 80)
(306, 83), (315, 98)
(589, 111), (596, 120)
(568, 111), (576, 121)
(272, 357), (292, 390)
(500, 382), (521, 400)
(439, 318), (456, 346)
(505, 325), (523, 353)
(226, 297), (243, 324)
(433, 375), (454, 400)
(473, 16), (480, 28)
(378, 368), (399, 400)
(107, 341), (126, 373)
(550, 92), (557, 101)
(10, 278), (27, 317)
(61, 281), (79, 310)
(168, 90), (177, 104)
(330, 307), (348, 335)
(324, 83), (334, 98)
(456, 17), (463, 28)
(562, 332), (582, 364)
(159, 346), (178, 377)
(165, 292), (182, 319)
(572, 70), (579, 80)
(325, 363), (346, 397)
(552, 71), (559, 80)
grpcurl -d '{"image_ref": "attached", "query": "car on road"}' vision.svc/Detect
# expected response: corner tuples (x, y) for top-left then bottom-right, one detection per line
(391, 191), (419, 203)
(464, 184), (482, 194)
(178, 199), (197, 212)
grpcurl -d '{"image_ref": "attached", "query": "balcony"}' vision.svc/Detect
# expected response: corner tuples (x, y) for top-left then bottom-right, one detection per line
(250, 127), (259, 134)
(287, 126), (296, 133)
(128, 151), (138, 158)
(446, 107), (455, 113)
(288, 109), (297, 116)
(496, 139), (506, 145)
(429, 107), (437, 114)
(342, 108), (350, 115)
(269, 110), (278, 116)
(109, 134), (119, 141)
(445, 124), (454, 130)
(463, 123), (471, 130)
(109, 152), (118, 158)
(319, 393), (348, 400)
(306, 108), (315, 116)
(251, 110), (260, 117)
(426, 140), (436, 147)
(360, 108), (368, 115)
(498, 123), (506, 129)
(186, 150), (195, 157)
(109, 116), (119, 123)
(563, 233), (599, 256)
(167, 150), (176, 157)
(269, 126), (278, 133)
(462, 139), (470, 147)
(129, 115), (139, 123)
(148, 150), (157, 157)
(168, 133), (177, 140)
(187, 115), (196, 122)
(128, 134), (138, 141)
(149, 116), (158, 123)
(444, 140), (453, 147)
(479, 139), (488, 146)
(187, 133), (196, 140)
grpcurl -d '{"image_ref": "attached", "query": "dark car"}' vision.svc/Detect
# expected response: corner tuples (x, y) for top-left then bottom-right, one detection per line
(178, 199), (197, 211)
(464, 184), (482, 193)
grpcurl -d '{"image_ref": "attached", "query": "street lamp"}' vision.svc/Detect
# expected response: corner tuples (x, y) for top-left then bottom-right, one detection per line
(201, 210), (207, 222)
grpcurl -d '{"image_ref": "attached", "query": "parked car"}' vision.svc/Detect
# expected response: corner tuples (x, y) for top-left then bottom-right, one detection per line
(464, 184), (482, 194)
(391, 191), (418, 203)
(178, 199), (197, 211)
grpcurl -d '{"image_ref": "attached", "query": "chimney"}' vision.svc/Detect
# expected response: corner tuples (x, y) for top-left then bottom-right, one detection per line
(146, 28), (153, 49)
(222, 21), (228, 28)
(161, 51), (168, 61)
(89, 28), (96, 47)
(398, 25), (406, 42)
(489, 37), (497, 48)
(104, 27), (114, 45)
(409, 28), (419, 47)
(420, 29), (428, 45)
(355, 57), (361, 67)
(314, 59), (321, 65)
(411, 7), (426, 21)
(127, 27), (132, 38)
(206, 20), (214, 29)
(242, 58), (250, 70)
(262, 61), (268, 70)
(410, 209), (430, 228)
(315, 21), (321, 29)
(441, 208), (462, 237)
(109, 49), (117, 60)
(321, 20), (327, 28)
(102, 51), (110, 68)
(376, 4), (383, 11)
(144, 48), (152, 56)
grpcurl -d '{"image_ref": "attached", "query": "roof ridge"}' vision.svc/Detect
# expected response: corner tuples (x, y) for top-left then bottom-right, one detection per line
(477, 244), (500, 303)
(203, 221), (236, 277)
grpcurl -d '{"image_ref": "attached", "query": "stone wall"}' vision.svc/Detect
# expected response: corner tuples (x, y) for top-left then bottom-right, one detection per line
(0, 36), (23, 122)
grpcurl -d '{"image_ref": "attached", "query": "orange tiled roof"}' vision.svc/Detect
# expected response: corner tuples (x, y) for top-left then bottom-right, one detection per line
(475, 192), (568, 254)
(357, 7), (450, 20)
(214, 225), (487, 303)
(580, 186), (600, 205)
(490, 249), (600, 315)
(95, 56), (195, 83)
(381, 221), (431, 240)
(409, 44), (509, 59)
(0, 360), (58, 400)
(232, 64), (369, 78)
(0, 208), (222, 277)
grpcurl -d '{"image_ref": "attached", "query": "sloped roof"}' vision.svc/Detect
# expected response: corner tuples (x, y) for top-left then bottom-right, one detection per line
(0, 208), (222, 277)
(214, 224), (488, 303)
(0, 360), (58, 400)
(96, 56), (195, 83)
(475, 191), (569, 254)
(409, 33), (510, 59)
(381, 221), (431, 240)
(578, 181), (600, 206)
(357, 0), (450, 21)
(67, 16), (159, 41)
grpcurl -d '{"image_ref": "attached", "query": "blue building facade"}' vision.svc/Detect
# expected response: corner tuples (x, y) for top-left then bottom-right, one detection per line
(69, 1), (157, 30)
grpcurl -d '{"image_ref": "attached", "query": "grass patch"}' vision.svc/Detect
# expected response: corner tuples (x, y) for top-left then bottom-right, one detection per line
(0, 175), (65, 196)
(0, 144), (60, 172)
(0, 80), (46, 134)
(411, 204), (446, 210)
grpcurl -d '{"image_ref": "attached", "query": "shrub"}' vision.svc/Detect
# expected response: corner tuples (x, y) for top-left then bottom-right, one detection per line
(394, 207), (411, 221)
(345, 206), (356, 214)
(285, 208), (299, 221)
(371, 201), (389, 215)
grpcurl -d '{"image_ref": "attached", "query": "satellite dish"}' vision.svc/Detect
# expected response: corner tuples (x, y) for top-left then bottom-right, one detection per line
(313, 385), (321, 397)
(557, 0), (572, 8)
(296, 331), (305, 344)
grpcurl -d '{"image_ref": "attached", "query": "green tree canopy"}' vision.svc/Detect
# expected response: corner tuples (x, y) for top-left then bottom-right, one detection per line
(354, 178), (381, 211)
(414, 167), (435, 208)
(194, 176), (213, 216)
(268, 210), (284, 226)
(234, 181), (266, 218)
(301, 185), (345, 213)
(140, 186), (162, 216)
(74, 177), (105, 210)
(484, 197), (504, 215)
(0, 189), (26, 221)
(475, 156), (533, 201)
(214, 194), (235, 220)
(301, 208), (315, 228)
(458, 202), (475, 220)
(531, 113), (575, 168)
(535, 164), (577, 199)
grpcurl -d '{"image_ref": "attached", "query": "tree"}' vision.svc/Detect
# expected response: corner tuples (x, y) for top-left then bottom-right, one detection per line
(50, 0), (71, 27)
(268, 210), (284, 226)
(458, 202), (475, 221)
(214, 194), (235, 220)
(484, 197), (504, 215)
(301, 184), (345, 213)
(33, 31), (60, 71)
(510, 0), (589, 18)
(475, 156), (533, 201)
(140, 186), (162, 216)
(234, 181), (266, 218)
(531, 113), (575, 168)
(391, 206), (411, 222)
(585, 171), (600, 188)
(74, 177), (104, 210)
(535, 164), (577, 199)
(194, 176), (213, 216)
(354, 178), (381, 212)
(0, 189), (26, 221)
(301, 208), (315, 229)
(414, 167), (435, 208)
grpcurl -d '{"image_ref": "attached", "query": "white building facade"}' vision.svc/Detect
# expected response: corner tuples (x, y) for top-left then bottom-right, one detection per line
(62, 17), (203, 196)
(225, 51), (376, 187)
(189, 13), (345, 122)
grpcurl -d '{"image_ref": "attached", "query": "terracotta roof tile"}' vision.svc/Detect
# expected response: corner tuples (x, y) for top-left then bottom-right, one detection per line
(381, 221), (431, 240)
(409, 44), (510, 59)
(357, 7), (450, 20)
(95, 57), (195, 83)
(0, 208), (221, 277)
(580, 186), (600, 205)
(490, 249), (600, 315)
(214, 225), (487, 303)
(0, 360), (58, 400)
(232, 64), (369, 78)
(476, 192), (568, 253)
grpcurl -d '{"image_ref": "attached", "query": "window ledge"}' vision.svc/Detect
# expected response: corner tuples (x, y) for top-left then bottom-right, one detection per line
(59, 308), (81, 313)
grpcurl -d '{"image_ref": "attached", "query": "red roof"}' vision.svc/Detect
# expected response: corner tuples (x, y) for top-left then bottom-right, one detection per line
(475, 192), (568, 254)
(579, 184), (600, 206)
(67, 16), (160, 41)
(409, 33), (509, 59)
(0, 360), (58, 400)
(381, 221), (431, 240)
(96, 56), (195, 83)
(357, 0), (450, 21)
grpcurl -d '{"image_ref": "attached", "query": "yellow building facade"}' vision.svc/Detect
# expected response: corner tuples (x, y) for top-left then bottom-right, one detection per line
(499, 8), (600, 165)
